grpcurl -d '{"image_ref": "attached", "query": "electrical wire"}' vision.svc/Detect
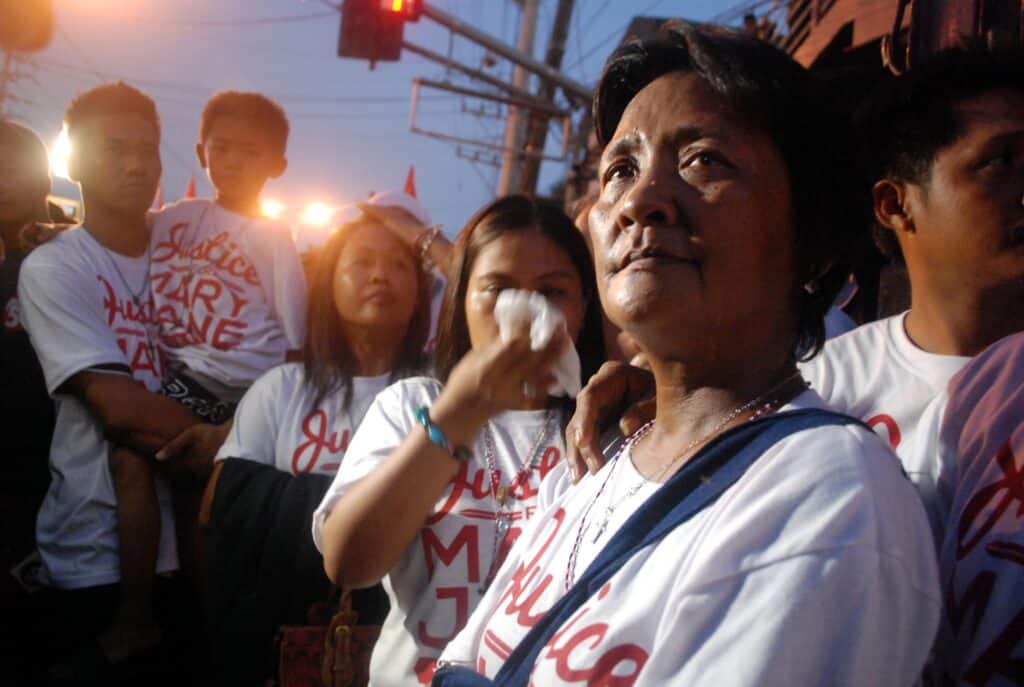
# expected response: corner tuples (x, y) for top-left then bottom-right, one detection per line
(33, 58), (452, 105)
(564, 0), (673, 73)
(158, 10), (338, 27)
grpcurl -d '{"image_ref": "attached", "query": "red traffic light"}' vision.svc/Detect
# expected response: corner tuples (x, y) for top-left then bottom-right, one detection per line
(381, 0), (422, 21)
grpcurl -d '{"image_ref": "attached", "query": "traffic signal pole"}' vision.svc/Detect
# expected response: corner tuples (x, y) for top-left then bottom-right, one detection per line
(419, 2), (591, 104)
(520, 0), (576, 195)
(497, 0), (540, 195)
(338, 0), (593, 197)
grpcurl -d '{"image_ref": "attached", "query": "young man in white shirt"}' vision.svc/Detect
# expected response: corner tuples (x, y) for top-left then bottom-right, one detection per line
(799, 47), (1024, 530)
(17, 83), (210, 680)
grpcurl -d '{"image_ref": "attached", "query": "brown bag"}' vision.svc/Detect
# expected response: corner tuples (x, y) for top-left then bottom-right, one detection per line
(277, 592), (380, 687)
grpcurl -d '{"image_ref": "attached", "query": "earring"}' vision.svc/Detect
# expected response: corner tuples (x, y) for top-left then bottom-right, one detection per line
(803, 280), (820, 295)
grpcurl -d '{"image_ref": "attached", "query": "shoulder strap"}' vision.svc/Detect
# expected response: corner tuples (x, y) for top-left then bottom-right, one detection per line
(491, 408), (864, 687)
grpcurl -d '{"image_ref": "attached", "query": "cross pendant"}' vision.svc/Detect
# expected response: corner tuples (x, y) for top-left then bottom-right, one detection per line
(590, 507), (614, 543)
(495, 486), (509, 505)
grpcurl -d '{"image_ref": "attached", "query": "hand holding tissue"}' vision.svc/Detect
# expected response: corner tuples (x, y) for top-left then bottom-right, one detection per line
(493, 289), (581, 398)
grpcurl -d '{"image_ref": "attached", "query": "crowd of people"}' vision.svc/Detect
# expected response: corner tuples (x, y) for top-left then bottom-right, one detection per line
(1, 19), (1023, 687)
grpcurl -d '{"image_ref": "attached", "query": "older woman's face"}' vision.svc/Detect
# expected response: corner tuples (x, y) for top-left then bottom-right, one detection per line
(590, 71), (798, 360)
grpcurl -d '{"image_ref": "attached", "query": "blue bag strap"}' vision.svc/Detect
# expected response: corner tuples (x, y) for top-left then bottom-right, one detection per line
(481, 407), (864, 687)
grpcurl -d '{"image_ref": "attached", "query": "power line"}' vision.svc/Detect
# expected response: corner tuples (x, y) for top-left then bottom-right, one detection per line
(564, 0), (672, 73)
(34, 58), (452, 105)
(157, 10), (338, 27)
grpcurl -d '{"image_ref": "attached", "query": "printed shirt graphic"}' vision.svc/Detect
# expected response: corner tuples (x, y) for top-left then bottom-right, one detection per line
(800, 312), (970, 524)
(312, 377), (567, 687)
(441, 391), (942, 687)
(149, 199), (306, 388)
(215, 363), (391, 476)
(932, 332), (1024, 686)
(17, 226), (178, 589)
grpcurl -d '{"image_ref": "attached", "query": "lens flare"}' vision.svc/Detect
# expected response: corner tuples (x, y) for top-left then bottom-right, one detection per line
(301, 201), (335, 226)
(49, 127), (71, 181)
(260, 198), (286, 219)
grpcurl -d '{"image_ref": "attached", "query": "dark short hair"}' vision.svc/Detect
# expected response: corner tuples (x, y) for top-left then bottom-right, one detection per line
(64, 82), (160, 145)
(854, 44), (1024, 263)
(433, 195), (606, 396)
(303, 219), (431, 410)
(593, 22), (864, 361)
(200, 91), (289, 157)
(0, 119), (50, 187)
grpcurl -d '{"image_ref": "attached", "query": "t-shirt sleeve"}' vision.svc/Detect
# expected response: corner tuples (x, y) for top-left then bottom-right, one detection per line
(214, 366), (285, 466)
(647, 429), (941, 687)
(17, 250), (131, 394)
(268, 225), (307, 349)
(652, 545), (939, 687)
(311, 379), (437, 551)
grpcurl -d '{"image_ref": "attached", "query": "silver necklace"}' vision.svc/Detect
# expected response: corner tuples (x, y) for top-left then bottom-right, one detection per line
(565, 372), (806, 590)
(92, 233), (151, 307)
(479, 408), (558, 592)
(87, 227), (158, 363)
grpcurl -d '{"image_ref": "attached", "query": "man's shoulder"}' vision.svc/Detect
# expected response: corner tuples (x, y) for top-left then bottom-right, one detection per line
(825, 315), (896, 351)
(804, 316), (898, 370)
(22, 225), (91, 273)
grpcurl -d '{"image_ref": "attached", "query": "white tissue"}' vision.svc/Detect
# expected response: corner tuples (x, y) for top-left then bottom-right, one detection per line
(493, 289), (582, 398)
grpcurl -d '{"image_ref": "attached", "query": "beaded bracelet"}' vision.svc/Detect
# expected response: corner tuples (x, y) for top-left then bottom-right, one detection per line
(414, 406), (471, 461)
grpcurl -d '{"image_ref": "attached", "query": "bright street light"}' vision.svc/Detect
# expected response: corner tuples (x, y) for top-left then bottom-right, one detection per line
(260, 198), (286, 219)
(301, 201), (335, 227)
(49, 127), (71, 181)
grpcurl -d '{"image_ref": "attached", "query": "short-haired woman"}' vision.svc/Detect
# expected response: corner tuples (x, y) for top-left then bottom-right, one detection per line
(435, 24), (940, 687)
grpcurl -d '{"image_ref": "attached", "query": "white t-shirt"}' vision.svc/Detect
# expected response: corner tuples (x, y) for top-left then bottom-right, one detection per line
(800, 312), (970, 519)
(215, 362), (391, 476)
(931, 333), (1024, 686)
(312, 377), (567, 687)
(440, 391), (941, 686)
(149, 199), (307, 389)
(18, 226), (178, 589)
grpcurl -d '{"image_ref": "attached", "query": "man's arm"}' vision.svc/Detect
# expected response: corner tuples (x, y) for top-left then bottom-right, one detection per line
(60, 369), (199, 454)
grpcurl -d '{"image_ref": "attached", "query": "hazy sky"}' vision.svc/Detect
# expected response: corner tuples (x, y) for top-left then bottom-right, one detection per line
(13, 0), (734, 235)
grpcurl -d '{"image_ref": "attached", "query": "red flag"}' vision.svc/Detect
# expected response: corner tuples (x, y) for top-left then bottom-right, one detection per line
(183, 175), (196, 200)
(153, 184), (164, 210)
(403, 165), (416, 198)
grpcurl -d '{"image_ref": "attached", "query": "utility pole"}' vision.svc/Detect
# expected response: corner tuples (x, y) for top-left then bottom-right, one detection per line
(0, 48), (34, 119)
(519, 0), (575, 196)
(497, 0), (540, 196)
(0, 49), (14, 118)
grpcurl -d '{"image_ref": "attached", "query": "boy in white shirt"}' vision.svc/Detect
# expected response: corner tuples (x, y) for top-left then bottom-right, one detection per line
(18, 83), (206, 678)
(150, 90), (306, 417)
